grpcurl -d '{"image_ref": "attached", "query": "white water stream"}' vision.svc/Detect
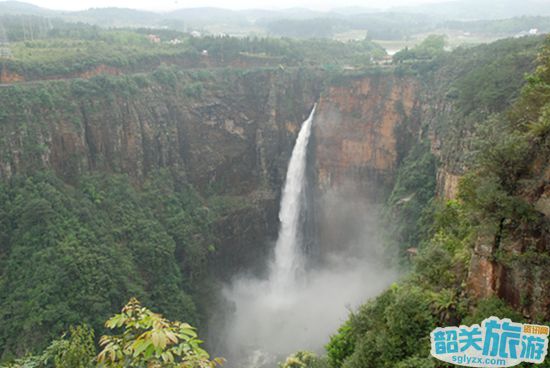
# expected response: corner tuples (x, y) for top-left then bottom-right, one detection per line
(269, 104), (316, 296)
(218, 104), (395, 368)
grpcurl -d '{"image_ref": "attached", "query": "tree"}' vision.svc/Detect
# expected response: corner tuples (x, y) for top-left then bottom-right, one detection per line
(393, 34), (446, 63)
(279, 352), (329, 368)
(326, 322), (354, 368)
(51, 325), (96, 368)
(97, 298), (223, 368)
(1, 325), (95, 368)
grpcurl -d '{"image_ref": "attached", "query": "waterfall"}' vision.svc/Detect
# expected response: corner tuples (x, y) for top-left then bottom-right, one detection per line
(269, 104), (316, 293)
(216, 102), (396, 368)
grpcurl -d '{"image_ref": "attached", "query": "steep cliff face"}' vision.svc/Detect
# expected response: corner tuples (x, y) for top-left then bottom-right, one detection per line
(423, 36), (544, 202)
(0, 69), (319, 187)
(423, 93), (464, 201)
(419, 36), (550, 320)
(0, 68), (323, 275)
(1, 69), (427, 273)
(466, 151), (550, 319)
(315, 74), (421, 201)
(429, 115), (550, 319)
(1, 51), (546, 322)
(0, 67), (431, 279)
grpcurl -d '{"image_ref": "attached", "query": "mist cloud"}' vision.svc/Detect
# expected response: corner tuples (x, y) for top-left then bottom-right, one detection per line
(213, 188), (397, 368)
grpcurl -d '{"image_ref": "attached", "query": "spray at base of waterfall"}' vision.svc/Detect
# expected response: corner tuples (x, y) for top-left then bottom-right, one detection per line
(212, 105), (397, 367)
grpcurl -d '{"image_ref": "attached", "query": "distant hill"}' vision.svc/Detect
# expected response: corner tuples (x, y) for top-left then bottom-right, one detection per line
(0, 0), (55, 15)
(167, 7), (240, 21)
(0, 2), (329, 30)
(164, 7), (329, 27)
(442, 16), (550, 35)
(1, 0), (548, 40)
(164, 7), (246, 28)
(2, 0), (550, 24)
(394, 0), (550, 20)
(330, 6), (382, 15)
(64, 7), (161, 27)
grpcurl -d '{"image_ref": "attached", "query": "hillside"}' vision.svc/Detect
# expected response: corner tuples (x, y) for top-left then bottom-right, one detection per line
(1, 1), (549, 43)
(0, 18), (548, 368)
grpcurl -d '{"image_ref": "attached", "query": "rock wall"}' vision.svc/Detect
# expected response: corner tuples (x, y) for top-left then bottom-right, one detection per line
(0, 69), (320, 187)
(0, 69), (428, 273)
(315, 75), (421, 202)
(467, 155), (550, 319)
(2, 63), (546, 318)
(0, 68), (24, 84)
(421, 53), (550, 319)
(436, 169), (461, 200)
(0, 68), (323, 274)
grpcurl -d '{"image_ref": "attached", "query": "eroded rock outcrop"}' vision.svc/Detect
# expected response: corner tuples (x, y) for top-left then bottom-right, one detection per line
(315, 75), (421, 202)
(0, 68), (322, 273)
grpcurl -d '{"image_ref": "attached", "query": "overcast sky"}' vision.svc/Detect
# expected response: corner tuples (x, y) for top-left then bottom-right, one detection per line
(4, 0), (450, 11)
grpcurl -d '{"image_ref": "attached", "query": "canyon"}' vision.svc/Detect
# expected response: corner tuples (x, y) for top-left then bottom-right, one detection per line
(0, 35), (549, 363)
(1, 63), (548, 316)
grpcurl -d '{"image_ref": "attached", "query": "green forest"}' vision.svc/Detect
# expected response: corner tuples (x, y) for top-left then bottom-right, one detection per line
(0, 6), (549, 368)
(321, 36), (550, 368)
(0, 18), (385, 81)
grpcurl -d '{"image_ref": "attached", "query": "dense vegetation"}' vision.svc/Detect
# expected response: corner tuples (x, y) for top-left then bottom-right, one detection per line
(2, 1), (549, 42)
(385, 141), (436, 255)
(321, 36), (550, 368)
(0, 19), (385, 81)
(0, 171), (228, 360)
(409, 36), (544, 170)
(260, 13), (435, 40)
(0, 34), (324, 362)
(0, 8), (549, 368)
(237, 12), (550, 41)
(442, 16), (550, 36)
(4, 298), (221, 368)
(392, 34), (447, 63)
(386, 35), (544, 254)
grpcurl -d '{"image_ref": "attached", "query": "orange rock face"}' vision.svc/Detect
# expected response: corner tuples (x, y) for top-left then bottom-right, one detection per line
(314, 75), (420, 200)
(0, 68), (24, 83)
(467, 235), (499, 300)
(78, 64), (122, 79)
(437, 169), (461, 200)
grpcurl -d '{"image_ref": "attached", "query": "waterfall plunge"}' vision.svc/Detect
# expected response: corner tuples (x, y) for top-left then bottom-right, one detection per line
(217, 104), (396, 368)
(270, 104), (316, 295)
